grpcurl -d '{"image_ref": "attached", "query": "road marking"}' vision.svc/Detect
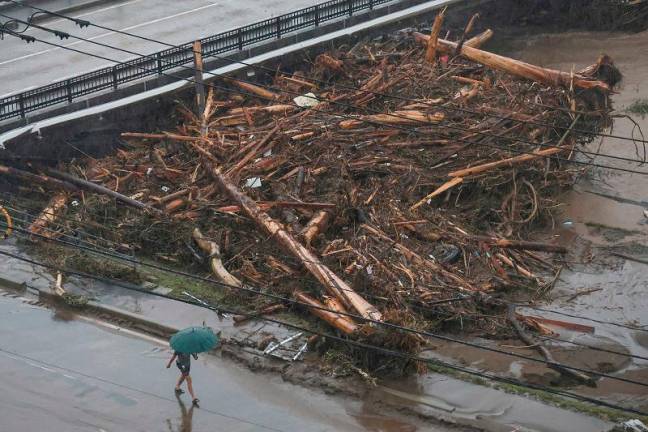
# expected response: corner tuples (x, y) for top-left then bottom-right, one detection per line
(8, 0), (145, 31)
(0, 3), (219, 66)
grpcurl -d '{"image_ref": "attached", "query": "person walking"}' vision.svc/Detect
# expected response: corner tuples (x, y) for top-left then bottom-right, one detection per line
(167, 351), (199, 406)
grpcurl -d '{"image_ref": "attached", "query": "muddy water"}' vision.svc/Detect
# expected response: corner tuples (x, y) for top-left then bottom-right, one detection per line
(500, 30), (648, 408)
(372, 30), (648, 426)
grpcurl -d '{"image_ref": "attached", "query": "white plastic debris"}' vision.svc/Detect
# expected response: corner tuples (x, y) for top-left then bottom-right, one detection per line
(263, 149), (272, 157)
(623, 419), (648, 432)
(161, 185), (170, 193)
(146, 167), (153, 176)
(245, 177), (262, 188)
(71, 200), (79, 207)
(643, 209), (648, 220)
(366, 265), (373, 276)
(293, 92), (319, 108)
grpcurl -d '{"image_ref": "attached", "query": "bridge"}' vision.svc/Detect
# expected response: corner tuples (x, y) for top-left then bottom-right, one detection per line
(0, 0), (468, 130)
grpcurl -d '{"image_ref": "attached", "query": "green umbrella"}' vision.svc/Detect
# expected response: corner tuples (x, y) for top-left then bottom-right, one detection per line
(170, 326), (219, 354)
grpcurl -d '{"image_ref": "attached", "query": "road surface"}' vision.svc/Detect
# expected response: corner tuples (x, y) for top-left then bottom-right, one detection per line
(0, 288), (450, 432)
(0, 0), (321, 95)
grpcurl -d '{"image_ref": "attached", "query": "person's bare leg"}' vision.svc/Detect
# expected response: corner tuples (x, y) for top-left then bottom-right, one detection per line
(186, 375), (197, 401)
(175, 374), (186, 391)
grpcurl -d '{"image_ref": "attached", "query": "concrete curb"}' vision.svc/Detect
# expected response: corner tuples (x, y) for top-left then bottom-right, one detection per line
(0, 274), (180, 338)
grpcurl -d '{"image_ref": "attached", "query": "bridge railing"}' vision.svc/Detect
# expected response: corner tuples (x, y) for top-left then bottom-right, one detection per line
(0, 0), (395, 122)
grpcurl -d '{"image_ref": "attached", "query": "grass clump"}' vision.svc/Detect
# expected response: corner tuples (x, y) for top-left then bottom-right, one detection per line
(627, 99), (648, 115)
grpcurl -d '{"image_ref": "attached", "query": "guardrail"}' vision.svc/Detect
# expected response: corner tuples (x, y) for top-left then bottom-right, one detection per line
(0, 0), (396, 122)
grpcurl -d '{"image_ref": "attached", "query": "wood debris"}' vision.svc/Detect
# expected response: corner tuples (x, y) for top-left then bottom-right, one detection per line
(0, 16), (620, 375)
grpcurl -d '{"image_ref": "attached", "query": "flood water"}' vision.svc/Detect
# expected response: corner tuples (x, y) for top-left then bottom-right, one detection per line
(499, 29), (648, 408)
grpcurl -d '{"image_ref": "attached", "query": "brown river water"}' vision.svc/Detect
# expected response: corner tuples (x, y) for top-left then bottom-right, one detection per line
(408, 28), (648, 417)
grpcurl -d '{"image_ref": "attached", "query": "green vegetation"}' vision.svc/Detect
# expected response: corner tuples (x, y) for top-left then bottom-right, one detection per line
(627, 99), (648, 116)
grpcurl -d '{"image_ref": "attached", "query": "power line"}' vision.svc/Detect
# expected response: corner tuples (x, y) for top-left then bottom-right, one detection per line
(0, 192), (648, 340)
(0, 253), (645, 417)
(7, 0), (648, 150)
(2, 24), (648, 172)
(0, 347), (286, 431)
(3, 226), (648, 389)
(0, 14), (643, 166)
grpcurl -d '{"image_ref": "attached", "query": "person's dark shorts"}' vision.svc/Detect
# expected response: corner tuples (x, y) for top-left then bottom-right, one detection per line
(176, 361), (190, 376)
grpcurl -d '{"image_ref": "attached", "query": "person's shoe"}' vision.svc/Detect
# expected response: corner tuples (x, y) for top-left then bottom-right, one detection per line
(192, 398), (200, 407)
(174, 388), (184, 394)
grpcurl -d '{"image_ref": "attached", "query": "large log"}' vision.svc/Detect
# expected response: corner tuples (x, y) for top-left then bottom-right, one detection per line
(339, 111), (444, 129)
(192, 143), (382, 321)
(45, 168), (162, 214)
(295, 291), (358, 334)
(192, 228), (242, 288)
(300, 210), (332, 247)
(425, 6), (446, 63)
(224, 77), (280, 101)
(28, 192), (67, 239)
(448, 147), (564, 178)
(0, 164), (78, 192)
(414, 32), (610, 91)
(414, 29), (493, 54)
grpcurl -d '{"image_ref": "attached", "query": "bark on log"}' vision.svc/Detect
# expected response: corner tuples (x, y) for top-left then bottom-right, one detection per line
(192, 228), (243, 288)
(192, 143), (382, 321)
(448, 147), (564, 178)
(28, 192), (67, 239)
(295, 291), (358, 334)
(339, 111), (444, 129)
(507, 305), (595, 386)
(0, 164), (78, 192)
(224, 77), (280, 101)
(425, 6), (446, 63)
(301, 210), (332, 247)
(454, 13), (479, 56)
(414, 29), (493, 53)
(414, 32), (610, 91)
(46, 168), (162, 214)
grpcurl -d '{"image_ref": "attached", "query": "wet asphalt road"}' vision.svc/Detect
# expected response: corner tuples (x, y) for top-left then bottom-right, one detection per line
(0, 0), (320, 96)
(0, 289), (441, 432)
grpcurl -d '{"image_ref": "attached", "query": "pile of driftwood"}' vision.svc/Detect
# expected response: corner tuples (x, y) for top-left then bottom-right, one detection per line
(1, 12), (620, 372)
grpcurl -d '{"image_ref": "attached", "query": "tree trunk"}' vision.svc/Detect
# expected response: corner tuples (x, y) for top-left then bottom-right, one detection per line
(192, 143), (382, 321)
(295, 291), (358, 334)
(28, 192), (67, 239)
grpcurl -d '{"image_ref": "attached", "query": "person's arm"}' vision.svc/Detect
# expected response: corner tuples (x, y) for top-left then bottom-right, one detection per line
(166, 352), (177, 368)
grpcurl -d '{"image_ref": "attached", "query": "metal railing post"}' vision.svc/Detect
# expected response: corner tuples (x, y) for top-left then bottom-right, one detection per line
(276, 16), (281, 39)
(369, 0), (374, 9)
(18, 93), (25, 119)
(237, 28), (243, 50)
(156, 52), (163, 75)
(112, 66), (118, 90)
(348, 0), (352, 16)
(66, 79), (73, 103)
(314, 4), (319, 26)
